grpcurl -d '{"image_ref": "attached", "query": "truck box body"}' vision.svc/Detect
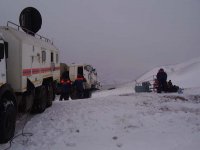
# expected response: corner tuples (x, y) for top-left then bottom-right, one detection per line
(0, 26), (60, 92)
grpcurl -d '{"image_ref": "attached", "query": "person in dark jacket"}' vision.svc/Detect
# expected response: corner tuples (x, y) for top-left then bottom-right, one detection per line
(167, 80), (179, 93)
(73, 74), (87, 99)
(59, 77), (72, 100)
(167, 80), (173, 90)
(156, 68), (167, 93)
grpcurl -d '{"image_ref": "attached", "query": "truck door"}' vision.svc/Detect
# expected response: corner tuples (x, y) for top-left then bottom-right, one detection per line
(78, 66), (83, 76)
(0, 40), (6, 85)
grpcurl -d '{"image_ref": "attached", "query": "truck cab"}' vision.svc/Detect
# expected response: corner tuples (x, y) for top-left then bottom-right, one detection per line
(0, 36), (17, 144)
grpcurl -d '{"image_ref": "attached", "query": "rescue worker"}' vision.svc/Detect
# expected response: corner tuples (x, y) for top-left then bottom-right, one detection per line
(73, 74), (87, 99)
(59, 77), (72, 100)
(156, 68), (167, 93)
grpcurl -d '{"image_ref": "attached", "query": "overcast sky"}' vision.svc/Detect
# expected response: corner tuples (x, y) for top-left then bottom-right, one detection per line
(1, 0), (200, 84)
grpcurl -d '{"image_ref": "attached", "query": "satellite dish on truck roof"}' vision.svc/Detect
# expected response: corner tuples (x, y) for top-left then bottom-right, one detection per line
(19, 7), (42, 35)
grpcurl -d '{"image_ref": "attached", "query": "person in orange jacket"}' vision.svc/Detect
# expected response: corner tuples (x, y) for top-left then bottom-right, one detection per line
(59, 77), (72, 100)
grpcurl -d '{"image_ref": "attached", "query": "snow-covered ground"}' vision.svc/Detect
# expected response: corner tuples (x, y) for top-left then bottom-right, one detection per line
(1, 57), (200, 150)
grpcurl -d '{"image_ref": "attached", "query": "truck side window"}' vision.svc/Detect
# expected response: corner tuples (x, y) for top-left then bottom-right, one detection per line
(56, 53), (59, 64)
(51, 52), (54, 62)
(84, 65), (92, 72)
(42, 50), (46, 62)
(0, 43), (4, 59)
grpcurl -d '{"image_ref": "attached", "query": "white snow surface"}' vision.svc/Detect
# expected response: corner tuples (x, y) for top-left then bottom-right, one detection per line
(1, 57), (200, 150)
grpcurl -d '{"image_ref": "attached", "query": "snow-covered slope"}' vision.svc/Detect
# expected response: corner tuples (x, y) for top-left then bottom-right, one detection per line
(137, 56), (200, 88)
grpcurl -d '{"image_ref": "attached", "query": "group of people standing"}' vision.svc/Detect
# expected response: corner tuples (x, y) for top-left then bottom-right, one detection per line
(60, 68), (178, 97)
(59, 73), (86, 100)
(155, 68), (179, 93)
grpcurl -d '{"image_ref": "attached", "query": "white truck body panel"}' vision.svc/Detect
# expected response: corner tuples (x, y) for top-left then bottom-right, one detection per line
(69, 65), (76, 81)
(0, 26), (60, 92)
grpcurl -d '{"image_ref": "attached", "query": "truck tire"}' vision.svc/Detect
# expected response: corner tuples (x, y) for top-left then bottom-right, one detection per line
(70, 87), (76, 100)
(52, 81), (57, 100)
(46, 84), (53, 107)
(19, 90), (34, 113)
(33, 86), (47, 113)
(84, 90), (92, 98)
(0, 98), (16, 143)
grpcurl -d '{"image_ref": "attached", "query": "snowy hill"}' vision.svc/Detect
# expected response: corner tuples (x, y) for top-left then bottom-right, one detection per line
(137, 56), (200, 88)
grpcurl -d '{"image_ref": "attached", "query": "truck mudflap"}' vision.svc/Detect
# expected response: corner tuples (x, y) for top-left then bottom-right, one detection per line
(32, 85), (47, 113)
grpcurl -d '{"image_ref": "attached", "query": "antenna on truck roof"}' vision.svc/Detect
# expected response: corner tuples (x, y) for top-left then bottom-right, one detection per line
(19, 7), (42, 35)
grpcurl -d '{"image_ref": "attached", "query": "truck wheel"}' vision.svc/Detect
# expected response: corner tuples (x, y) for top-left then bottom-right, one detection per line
(0, 98), (16, 143)
(34, 86), (47, 113)
(52, 81), (57, 100)
(19, 90), (34, 113)
(46, 84), (53, 107)
(70, 90), (78, 100)
(84, 90), (92, 98)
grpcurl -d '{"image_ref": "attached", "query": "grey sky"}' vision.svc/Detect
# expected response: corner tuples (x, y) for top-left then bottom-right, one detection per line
(1, 0), (200, 84)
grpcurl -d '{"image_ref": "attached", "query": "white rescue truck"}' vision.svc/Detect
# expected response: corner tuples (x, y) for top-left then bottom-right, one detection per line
(68, 64), (100, 99)
(0, 22), (60, 143)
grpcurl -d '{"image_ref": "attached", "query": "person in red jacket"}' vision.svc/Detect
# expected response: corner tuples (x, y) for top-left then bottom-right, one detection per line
(59, 77), (72, 100)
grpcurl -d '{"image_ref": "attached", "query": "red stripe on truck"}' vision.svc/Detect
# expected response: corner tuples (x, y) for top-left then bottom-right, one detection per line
(22, 67), (60, 76)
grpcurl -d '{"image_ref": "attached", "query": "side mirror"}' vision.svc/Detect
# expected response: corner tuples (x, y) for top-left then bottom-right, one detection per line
(0, 42), (4, 59)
